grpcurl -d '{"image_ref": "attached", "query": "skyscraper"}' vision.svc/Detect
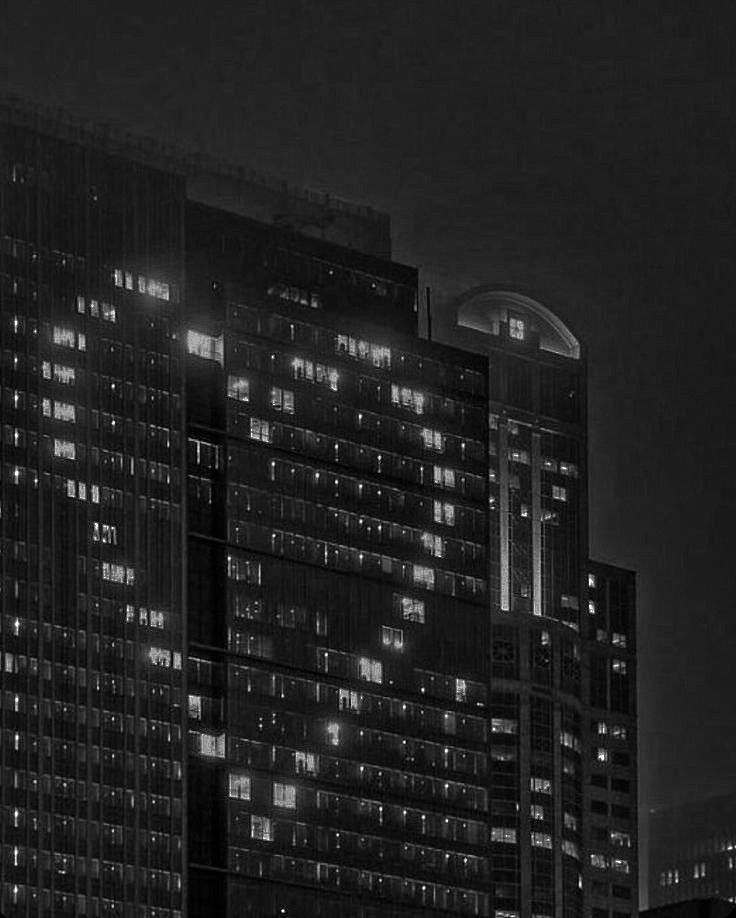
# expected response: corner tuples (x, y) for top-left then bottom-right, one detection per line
(1, 96), (637, 918)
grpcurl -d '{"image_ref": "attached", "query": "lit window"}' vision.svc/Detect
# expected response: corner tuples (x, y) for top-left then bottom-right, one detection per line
(509, 448), (529, 464)
(564, 812), (577, 832)
(588, 600), (596, 615)
(530, 805), (545, 821)
(391, 384), (425, 415)
(53, 439), (76, 460)
(114, 269), (123, 287)
(273, 782), (296, 809)
(611, 659), (627, 675)
(590, 854), (608, 870)
(194, 731), (225, 758)
(398, 595), (425, 624)
(433, 465), (455, 489)
(76, 295), (86, 314)
(611, 724), (627, 740)
(612, 632), (627, 647)
(270, 386), (295, 413)
(509, 316), (526, 340)
(610, 831), (631, 848)
(228, 772), (251, 800)
(455, 678), (467, 702)
(421, 428), (445, 452)
(531, 832), (552, 849)
(612, 858), (630, 874)
(596, 748), (609, 763)
(491, 827), (517, 843)
(250, 815), (273, 842)
(491, 718), (518, 735)
(52, 326), (77, 349)
(249, 418), (271, 443)
(326, 723), (340, 746)
(53, 401), (76, 422)
(552, 485), (567, 502)
(433, 500), (455, 526)
(531, 777), (552, 794)
(53, 364), (76, 384)
(597, 721), (608, 735)
(101, 301), (116, 322)
(227, 375), (250, 402)
(124, 272), (133, 290)
(92, 522), (117, 545)
(560, 730), (581, 752)
(421, 532), (445, 558)
(358, 657), (382, 683)
(295, 751), (317, 775)
(562, 840), (580, 859)
(188, 695), (202, 719)
(147, 646), (171, 667)
(381, 626), (404, 650)
(412, 565), (435, 590)
(186, 330), (224, 365)
(560, 462), (578, 478)
(588, 572), (597, 589)
(338, 689), (359, 711)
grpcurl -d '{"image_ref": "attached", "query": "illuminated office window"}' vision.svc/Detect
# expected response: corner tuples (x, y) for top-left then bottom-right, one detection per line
(249, 418), (271, 443)
(552, 485), (567, 502)
(381, 625), (404, 650)
(509, 316), (526, 340)
(295, 751), (317, 775)
(433, 465), (455, 489)
(358, 657), (382, 683)
(491, 827), (517, 844)
(530, 805), (545, 821)
(531, 832), (552, 849)
(421, 428), (445, 452)
(250, 815), (273, 841)
(433, 501), (455, 525)
(227, 376), (250, 402)
(53, 401), (76, 422)
(412, 565), (435, 589)
(186, 330), (224, 365)
(398, 596), (425, 623)
(270, 386), (295, 413)
(273, 782), (296, 809)
(53, 439), (76, 460)
(229, 773), (251, 800)
(531, 777), (552, 794)
(611, 659), (627, 675)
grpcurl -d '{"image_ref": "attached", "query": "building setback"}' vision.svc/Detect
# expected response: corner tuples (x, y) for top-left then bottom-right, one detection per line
(0, 97), (637, 918)
(650, 794), (736, 909)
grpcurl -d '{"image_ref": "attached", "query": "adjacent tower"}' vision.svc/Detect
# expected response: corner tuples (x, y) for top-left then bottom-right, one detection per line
(1, 98), (637, 918)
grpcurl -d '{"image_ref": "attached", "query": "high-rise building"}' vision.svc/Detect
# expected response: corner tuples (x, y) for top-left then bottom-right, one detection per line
(649, 793), (736, 909)
(1, 96), (637, 918)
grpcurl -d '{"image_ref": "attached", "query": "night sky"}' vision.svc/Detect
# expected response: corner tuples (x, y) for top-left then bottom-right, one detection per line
(4, 1), (734, 901)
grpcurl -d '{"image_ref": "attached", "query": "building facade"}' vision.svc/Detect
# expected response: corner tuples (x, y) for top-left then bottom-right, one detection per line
(650, 794), (736, 909)
(1, 98), (637, 918)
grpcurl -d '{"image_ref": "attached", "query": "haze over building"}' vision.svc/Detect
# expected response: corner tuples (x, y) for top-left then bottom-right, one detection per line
(0, 96), (636, 917)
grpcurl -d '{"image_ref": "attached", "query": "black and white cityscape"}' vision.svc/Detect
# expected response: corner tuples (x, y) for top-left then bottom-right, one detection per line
(0, 4), (733, 917)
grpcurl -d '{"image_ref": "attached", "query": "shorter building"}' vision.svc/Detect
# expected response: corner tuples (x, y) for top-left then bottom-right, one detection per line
(641, 899), (736, 918)
(650, 793), (736, 908)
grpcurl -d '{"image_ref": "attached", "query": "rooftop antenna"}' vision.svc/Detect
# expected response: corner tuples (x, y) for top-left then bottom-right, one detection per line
(425, 286), (432, 341)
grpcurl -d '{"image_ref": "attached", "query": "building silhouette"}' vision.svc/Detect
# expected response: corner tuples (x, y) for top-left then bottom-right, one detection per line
(0, 96), (636, 917)
(649, 794), (736, 910)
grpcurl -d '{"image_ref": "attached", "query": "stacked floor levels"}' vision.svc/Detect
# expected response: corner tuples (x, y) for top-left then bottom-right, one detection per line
(0, 97), (637, 918)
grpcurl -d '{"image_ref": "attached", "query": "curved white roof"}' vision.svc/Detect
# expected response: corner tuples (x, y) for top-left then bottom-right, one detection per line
(453, 287), (581, 360)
